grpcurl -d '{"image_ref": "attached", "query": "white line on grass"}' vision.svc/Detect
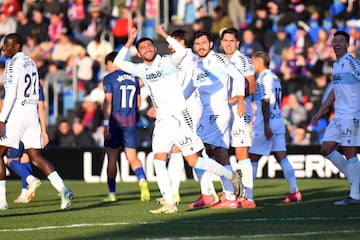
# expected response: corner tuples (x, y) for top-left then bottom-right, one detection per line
(1, 216), (360, 234)
(139, 230), (360, 240)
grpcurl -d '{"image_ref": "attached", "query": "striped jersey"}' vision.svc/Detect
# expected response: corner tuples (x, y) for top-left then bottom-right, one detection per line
(103, 70), (140, 127)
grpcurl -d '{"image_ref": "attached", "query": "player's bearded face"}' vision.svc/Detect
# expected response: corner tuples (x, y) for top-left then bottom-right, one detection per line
(193, 36), (211, 58)
(138, 41), (156, 61)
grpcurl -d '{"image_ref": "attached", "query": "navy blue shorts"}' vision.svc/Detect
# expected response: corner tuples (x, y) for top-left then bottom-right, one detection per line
(7, 142), (25, 159)
(104, 125), (137, 149)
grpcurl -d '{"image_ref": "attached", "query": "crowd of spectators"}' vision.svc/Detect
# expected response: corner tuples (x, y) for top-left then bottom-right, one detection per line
(0, 0), (359, 148)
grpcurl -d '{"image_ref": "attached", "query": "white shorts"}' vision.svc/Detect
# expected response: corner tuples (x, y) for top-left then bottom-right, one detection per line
(249, 133), (286, 155)
(197, 108), (230, 149)
(230, 113), (252, 147)
(186, 95), (203, 129)
(152, 113), (204, 156)
(0, 114), (42, 149)
(323, 118), (360, 146)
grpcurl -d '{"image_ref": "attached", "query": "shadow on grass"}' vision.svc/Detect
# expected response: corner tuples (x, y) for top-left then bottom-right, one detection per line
(59, 179), (358, 240)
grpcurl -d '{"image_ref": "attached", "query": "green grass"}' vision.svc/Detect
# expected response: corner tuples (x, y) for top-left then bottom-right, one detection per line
(1, 179), (360, 240)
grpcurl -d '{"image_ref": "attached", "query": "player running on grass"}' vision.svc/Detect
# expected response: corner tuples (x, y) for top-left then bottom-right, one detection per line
(2, 84), (47, 203)
(0, 33), (73, 210)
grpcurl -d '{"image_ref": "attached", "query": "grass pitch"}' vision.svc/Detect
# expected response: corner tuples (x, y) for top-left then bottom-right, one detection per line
(1, 179), (360, 240)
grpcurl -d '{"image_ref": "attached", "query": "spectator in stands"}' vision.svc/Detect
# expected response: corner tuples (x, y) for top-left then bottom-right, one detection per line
(48, 11), (64, 44)
(268, 27), (291, 68)
(76, 95), (103, 134)
(72, 117), (97, 147)
(0, 11), (17, 41)
(293, 24), (313, 58)
(275, 46), (302, 95)
(111, 6), (136, 48)
(15, 10), (32, 38)
(210, 5), (233, 47)
(348, 26), (360, 58)
(277, 0), (309, 28)
(282, 93), (307, 144)
(175, 0), (204, 25)
(306, 6), (322, 43)
(77, 3), (108, 46)
(87, 32), (113, 79)
(74, 46), (94, 95)
(292, 121), (311, 145)
(303, 73), (330, 134)
(314, 28), (333, 61)
(227, 0), (246, 30)
(51, 28), (76, 69)
(299, 46), (324, 80)
(267, 1), (284, 31)
(247, 4), (273, 50)
(30, 8), (50, 43)
(1, 0), (21, 17)
(239, 28), (264, 57)
(192, 5), (213, 33)
(44, 61), (72, 115)
(22, 34), (41, 61)
(49, 119), (76, 147)
(67, 0), (86, 35)
(89, 81), (105, 106)
(41, 0), (62, 19)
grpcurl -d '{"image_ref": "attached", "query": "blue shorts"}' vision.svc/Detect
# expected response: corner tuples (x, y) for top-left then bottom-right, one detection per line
(104, 125), (137, 149)
(7, 142), (25, 159)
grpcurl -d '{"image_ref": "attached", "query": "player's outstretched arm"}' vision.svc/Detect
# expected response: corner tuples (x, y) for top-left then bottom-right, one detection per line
(114, 28), (137, 74)
(156, 25), (186, 65)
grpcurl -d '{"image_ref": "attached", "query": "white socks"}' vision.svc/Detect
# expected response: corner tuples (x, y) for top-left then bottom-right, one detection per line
(168, 152), (184, 195)
(280, 158), (298, 193)
(0, 180), (6, 202)
(47, 171), (66, 193)
(236, 159), (254, 201)
(154, 159), (175, 205)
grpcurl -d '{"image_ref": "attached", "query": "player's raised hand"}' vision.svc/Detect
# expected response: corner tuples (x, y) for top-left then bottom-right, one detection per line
(156, 25), (168, 39)
(125, 27), (138, 48)
(129, 27), (137, 42)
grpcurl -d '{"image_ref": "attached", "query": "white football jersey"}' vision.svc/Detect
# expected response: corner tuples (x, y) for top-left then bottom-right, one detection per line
(331, 52), (360, 118)
(253, 69), (285, 135)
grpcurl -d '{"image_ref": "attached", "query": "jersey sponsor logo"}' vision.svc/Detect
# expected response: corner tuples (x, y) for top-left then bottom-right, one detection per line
(21, 99), (38, 105)
(270, 112), (282, 119)
(195, 71), (210, 83)
(232, 128), (245, 136)
(341, 127), (352, 138)
(333, 74), (342, 83)
(178, 135), (193, 147)
(145, 70), (163, 81)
